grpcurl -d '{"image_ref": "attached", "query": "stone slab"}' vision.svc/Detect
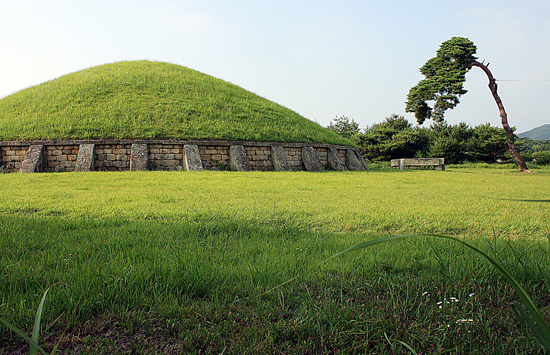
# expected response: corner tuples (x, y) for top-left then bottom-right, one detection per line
(183, 144), (203, 171)
(345, 149), (363, 170)
(327, 147), (347, 171)
(271, 145), (292, 171)
(302, 146), (325, 172)
(391, 158), (445, 170)
(75, 144), (95, 172)
(354, 150), (369, 170)
(130, 144), (148, 171)
(229, 145), (252, 171)
(20, 145), (44, 173)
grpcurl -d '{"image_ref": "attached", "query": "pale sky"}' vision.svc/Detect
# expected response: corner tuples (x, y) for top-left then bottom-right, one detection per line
(1, 0), (549, 133)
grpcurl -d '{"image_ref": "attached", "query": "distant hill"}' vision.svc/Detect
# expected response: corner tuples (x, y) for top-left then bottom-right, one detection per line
(518, 124), (550, 140)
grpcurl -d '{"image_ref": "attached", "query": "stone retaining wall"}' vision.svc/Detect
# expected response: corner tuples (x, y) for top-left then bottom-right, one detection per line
(0, 139), (366, 173)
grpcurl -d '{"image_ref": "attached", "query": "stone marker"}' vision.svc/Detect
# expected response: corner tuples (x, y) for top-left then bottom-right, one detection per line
(229, 145), (252, 171)
(271, 145), (292, 171)
(354, 150), (369, 170)
(183, 144), (203, 171)
(345, 149), (363, 170)
(391, 158), (445, 171)
(130, 144), (148, 171)
(302, 146), (325, 172)
(75, 144), (96, 172)
(20, 145), (44, 173)
(327, 147), (347, 171)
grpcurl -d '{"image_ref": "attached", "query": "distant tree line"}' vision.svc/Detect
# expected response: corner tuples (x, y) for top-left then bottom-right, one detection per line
(328, 115), (550, 165)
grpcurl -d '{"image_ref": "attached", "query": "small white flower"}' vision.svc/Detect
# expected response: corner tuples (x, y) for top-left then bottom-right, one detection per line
(456, 319), (474, 323)
(469, 293), (475, 297)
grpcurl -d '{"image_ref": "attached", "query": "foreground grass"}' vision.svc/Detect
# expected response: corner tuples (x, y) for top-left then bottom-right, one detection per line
(1, 167), (549, 353)
(0, 61), (353, 145)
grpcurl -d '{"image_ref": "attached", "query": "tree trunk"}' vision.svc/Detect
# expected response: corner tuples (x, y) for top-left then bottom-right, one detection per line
(467, 61), (531, 173)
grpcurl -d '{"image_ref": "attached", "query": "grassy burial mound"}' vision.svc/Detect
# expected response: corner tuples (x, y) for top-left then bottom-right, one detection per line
(0, 61), (353, 145)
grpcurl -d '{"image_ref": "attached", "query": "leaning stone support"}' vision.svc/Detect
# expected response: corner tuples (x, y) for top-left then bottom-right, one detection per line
(302, 146), (325, 172)
(130, 144), (148, 171)
(75, 144), (96, 172)
(327, 147), (347, 171)
(183, 144), (203, 171)
(271, 145), (292, 171)
(20, 145), (44, 173)
(345, 149), (363, 170)
(354, 150), (369, 170)
(229, 145), (252, 171)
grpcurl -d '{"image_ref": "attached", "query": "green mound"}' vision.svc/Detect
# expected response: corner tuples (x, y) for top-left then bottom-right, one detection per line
(0, 61), (353, 145)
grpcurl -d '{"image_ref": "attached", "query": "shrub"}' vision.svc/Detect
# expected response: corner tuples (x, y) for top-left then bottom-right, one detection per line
(533, 151), (550, 165)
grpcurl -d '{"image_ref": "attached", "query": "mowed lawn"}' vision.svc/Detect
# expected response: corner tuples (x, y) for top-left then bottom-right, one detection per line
(1, 167), (549, 354)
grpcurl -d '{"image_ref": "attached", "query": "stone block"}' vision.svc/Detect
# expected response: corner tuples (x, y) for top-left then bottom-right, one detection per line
(230, 145), (252, 171)
(20, 145), (45, 173)
(113, 148), (126, 155)
(75, 144), (96, 172)
(130, 144), (148, 171)
(183, 145), (203, 171)
(327, 147), (348, 171)
(270, 146), (290, 171)
(113, 160), (127, 168)
(302, 146), (325, 172)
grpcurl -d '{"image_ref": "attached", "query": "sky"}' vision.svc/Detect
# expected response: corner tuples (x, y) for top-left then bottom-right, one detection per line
(1, 0), (549, 133)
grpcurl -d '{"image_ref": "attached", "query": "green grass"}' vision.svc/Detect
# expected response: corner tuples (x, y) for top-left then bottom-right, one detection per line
(1, 167), (550, 353)
(0, 61), (353, 145)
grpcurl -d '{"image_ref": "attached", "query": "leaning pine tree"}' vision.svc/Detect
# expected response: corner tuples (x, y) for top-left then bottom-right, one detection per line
(405, 37), (530, 172)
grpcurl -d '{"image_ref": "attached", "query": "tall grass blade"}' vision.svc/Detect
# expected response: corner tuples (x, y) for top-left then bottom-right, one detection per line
(428, 234), (550, 345)
(0, 319), (48, 355)
(276, 233), (550, 351)
(30, 287), (49, 355)
(261, 235), (410, 296)
(512, 301), (550, 351)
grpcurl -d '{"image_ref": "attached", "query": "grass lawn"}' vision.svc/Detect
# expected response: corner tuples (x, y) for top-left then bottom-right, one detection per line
(1, 166), (549, 354)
